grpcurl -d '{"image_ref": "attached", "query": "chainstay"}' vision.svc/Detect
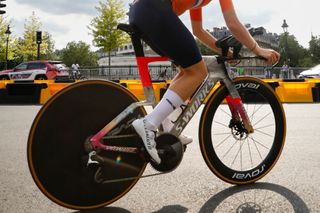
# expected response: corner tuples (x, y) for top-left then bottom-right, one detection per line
(95, 168), (167, 184)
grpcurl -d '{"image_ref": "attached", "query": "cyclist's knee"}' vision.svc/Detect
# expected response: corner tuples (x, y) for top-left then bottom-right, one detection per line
(183, 60), (208, 81)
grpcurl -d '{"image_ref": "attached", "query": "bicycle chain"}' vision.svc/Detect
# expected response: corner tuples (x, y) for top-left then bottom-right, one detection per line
(94, 166), (168, 184)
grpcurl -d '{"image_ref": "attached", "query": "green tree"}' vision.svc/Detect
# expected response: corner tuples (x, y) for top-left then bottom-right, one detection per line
(16, 12), (55, 61)
(0, 17), (16, 63)
(89, 0), (128, 66)
(43, 32), (55, 60)
(61, 41), (97, 67)
(279, 33), (310, 67)
(309, 35), (320, 65)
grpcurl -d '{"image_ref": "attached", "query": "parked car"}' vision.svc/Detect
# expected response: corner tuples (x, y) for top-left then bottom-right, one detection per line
(298, 65), (320, 79)
(0, 60), (69, 81)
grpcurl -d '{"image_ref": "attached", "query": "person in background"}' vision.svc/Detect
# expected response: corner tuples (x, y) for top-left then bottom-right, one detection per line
(281, 64), (289, 79)
(71, 63), (80, 79)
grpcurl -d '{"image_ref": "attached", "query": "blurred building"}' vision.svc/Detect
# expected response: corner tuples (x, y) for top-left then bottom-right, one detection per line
(98, 24), (279, 67)
(210, 24), (280, 66)
(98, 42), (171, 66)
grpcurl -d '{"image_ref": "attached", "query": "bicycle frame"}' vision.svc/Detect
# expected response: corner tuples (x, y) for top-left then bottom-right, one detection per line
(89, 38), (253, 153)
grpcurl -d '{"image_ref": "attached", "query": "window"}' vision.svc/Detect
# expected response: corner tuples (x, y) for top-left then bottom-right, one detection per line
(27, 62), (46, 69)
(14, 63), (28, 71)
(51, 63), (68, 71)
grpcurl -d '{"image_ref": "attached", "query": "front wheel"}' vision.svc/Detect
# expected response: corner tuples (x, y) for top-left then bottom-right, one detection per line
(199, 77), (286, 185)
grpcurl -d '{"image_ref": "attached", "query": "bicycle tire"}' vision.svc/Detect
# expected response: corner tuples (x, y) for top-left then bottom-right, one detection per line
(27, 80), (147, 210)
(79, 76), (88, 80)
(199, 77), (286, 185)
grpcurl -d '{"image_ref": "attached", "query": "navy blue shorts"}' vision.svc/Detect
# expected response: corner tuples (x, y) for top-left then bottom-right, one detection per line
(129, 0), (202, 68)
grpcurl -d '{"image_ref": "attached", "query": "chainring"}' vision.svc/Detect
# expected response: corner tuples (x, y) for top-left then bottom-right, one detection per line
(150, 133), (184, 172)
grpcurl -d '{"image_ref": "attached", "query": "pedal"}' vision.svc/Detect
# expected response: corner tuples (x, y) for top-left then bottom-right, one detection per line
(150, 133), (184, 173)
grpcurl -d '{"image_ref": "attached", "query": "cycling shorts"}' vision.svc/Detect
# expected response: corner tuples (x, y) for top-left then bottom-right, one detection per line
(129, 0), (202, 68)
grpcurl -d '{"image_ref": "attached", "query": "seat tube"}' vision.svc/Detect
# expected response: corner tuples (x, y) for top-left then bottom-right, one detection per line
(136, 58), (156, 105)
(131, 34), (169, 106)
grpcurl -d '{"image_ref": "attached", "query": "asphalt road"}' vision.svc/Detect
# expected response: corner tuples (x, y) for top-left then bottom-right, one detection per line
(0, 104), (319, 213)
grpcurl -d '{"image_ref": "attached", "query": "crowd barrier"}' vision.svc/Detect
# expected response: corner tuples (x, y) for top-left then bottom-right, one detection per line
(0, 78), (320, 105)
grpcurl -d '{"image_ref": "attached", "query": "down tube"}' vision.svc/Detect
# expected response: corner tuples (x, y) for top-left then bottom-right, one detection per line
(170, 77), (217, 136)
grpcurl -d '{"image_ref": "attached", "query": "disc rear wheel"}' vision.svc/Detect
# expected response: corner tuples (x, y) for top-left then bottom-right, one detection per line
(27, 80), (147, 210)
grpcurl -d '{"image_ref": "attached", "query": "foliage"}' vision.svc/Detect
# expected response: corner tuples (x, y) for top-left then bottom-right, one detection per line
(309, 36), (320, 65)
(0, 16), (15, 62)
(15, 12), (55, 61)
(278, 33), (311, 67)
(60, 41), (97, 67)
(89, 0), (129, 66)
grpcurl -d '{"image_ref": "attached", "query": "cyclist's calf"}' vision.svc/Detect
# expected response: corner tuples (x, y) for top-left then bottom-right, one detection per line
(169, 60), (208, 100)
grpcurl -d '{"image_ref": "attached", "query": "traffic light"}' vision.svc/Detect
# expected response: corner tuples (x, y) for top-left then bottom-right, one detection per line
(36, 31), (42, 44)
(0, 0), (6, 15)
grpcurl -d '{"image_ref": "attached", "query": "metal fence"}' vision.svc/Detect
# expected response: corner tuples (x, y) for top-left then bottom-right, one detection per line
(77, 65), (177, 80)
(230, 66), (308, 79)
(76, 65), (308, 80)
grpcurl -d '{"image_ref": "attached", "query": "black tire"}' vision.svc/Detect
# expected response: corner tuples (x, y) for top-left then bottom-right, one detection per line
(199, 77), (286, 185)
(27, 80), (147, 210)
(0, 75), (10, 80)
(35, 75), (47, 80)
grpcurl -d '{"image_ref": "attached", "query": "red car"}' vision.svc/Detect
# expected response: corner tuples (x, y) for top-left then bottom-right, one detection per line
(0, 60), (69, 81)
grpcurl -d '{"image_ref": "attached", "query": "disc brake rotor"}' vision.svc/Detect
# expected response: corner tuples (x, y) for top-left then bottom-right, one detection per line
(229, 119), (249, 140)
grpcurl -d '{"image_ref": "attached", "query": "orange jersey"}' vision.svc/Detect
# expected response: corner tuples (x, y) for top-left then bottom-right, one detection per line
(171, 0), (234, 21)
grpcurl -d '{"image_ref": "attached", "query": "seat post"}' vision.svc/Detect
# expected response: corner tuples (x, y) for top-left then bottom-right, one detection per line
(117, 23), (168, 106)
(117, 23), (145, 57)
(131, 34), (145, 57)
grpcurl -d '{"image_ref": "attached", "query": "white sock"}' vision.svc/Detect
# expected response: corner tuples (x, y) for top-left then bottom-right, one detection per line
(146, 89), (184, 129)
(162, 100), (188, 132)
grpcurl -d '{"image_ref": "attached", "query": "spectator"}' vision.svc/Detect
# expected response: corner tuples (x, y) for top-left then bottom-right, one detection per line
(281, 64), (289, 79)
(71, 63), (80, 79)
(264, 67), (272, 79)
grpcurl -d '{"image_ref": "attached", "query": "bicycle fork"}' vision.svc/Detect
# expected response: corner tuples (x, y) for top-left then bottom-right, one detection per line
(220, 64), (254, 134)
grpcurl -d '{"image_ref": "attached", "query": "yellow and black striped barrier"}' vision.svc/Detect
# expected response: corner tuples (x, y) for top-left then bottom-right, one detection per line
(0, 78), (320, 105)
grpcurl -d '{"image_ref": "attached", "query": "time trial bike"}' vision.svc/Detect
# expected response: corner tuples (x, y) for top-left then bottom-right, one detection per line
(27, 24), (286, 210)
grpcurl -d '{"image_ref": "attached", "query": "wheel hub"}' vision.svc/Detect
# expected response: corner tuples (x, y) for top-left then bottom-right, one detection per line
(236, 202), (262, 213)
(229, 119), (249, 140)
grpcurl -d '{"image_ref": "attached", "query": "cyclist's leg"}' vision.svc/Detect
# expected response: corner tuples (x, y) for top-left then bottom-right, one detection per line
(129, 0), (207, 163)
(168, 62), (207, 100)
(161, 67), (185, 130)
(130, 0), (207, 116)
(160, 67), (193, 145)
